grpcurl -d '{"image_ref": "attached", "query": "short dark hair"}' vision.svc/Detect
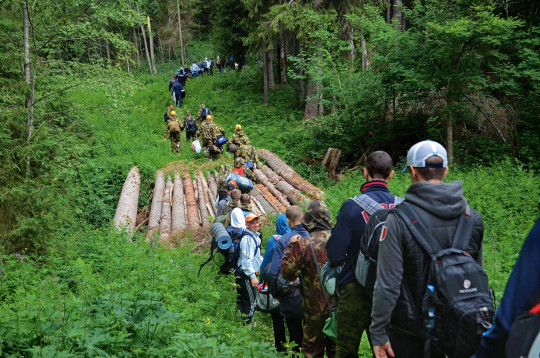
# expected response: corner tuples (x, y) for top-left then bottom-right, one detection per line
(286, 205), (303, 223)
(415, 156), (446, 180)
(365, 151), (393, 179)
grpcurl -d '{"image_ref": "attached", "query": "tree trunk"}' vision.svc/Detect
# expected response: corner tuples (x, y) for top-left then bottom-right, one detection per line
(255, 184), (287, 213)
(275, 180), (309, 207)
(176, 0), (185, 67)
(171, 171), (186, 234)
(147, 171), (165, 240)
(261, 165), (282, 184)
(250, 186), (278, 214)
(23, 1), (35, 178)
(262, 42), (269, 106)
(200, 173), (215, 218)
(321, 148), (341, 179)
(253, 169), (290, 208)
(183, 172), (199, 228)
(159, 178), (173, 243)
(361, 29), (369, 70)
(267, 48), (275, 90)
(257, 149), (323, 198)
(105, 38), (111, 62)
(133, 27), (140, 67)
(113, 166), (141, 239)
(23, 2), (30, 84)
(295, 39), (304, 100)
(250, 195), (266, 215)
(146, 16), (157, 74)
(446, 109), (454, 165)
(196, 176), (209, 226)
(156, 31), (165, 63)
(386, 0), (391, 23)
(207, 172), (218, 204)
(392, 0), (404, 31)
(304, 47), (323, 120)
(279, 29), (287, 84)
(136, 5), (153, 75)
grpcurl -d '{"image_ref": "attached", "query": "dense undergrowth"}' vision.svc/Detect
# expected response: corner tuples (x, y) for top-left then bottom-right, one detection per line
(1, 48), (539, 356)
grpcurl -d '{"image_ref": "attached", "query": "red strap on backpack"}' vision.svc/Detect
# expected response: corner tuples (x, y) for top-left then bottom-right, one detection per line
(530, 302), (540, 315)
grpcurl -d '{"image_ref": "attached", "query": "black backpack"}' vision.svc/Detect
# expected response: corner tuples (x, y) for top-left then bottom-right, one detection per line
(505, 293), (540, 358)
(201, 107), (210, 118)
(352, 194), (403, 297)
(185, 117), (197, 133)
(164, 112), (169, 123)
(394, 202), (495, 358)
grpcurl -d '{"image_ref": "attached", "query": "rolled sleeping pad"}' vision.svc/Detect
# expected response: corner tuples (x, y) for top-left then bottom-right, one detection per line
(225, 172), (254, 193)
(210, 221), (232, 250)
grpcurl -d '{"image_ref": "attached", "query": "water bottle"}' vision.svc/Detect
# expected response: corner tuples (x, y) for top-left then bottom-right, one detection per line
(423, 285), (436, 333)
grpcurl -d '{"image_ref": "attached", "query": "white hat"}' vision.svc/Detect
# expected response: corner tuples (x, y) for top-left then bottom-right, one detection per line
(406, 140), (448, 168)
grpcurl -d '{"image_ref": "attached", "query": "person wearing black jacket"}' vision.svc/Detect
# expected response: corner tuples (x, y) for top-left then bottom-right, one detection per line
(171, 81), (184, 107)
(326, 151), (399, 358)
(369, 140), (484, 358)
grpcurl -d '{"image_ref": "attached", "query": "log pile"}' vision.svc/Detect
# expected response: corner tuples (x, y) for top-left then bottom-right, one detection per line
(113, 166), (141, 239)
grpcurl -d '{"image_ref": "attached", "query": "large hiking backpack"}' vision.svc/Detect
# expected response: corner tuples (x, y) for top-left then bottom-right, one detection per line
(169, 120), (181, 134)
(225, 172), (254, 193)
(201, 107), (210, 118)
(393, 202), (495, 358)
(164, 112), (169, 123)
(506, 294), (540, 358)
(185, 117), (197, 133)
(353, 194), (403, 296)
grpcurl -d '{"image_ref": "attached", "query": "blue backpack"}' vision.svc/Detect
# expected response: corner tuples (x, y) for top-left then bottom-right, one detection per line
(201, 107), (210, 118)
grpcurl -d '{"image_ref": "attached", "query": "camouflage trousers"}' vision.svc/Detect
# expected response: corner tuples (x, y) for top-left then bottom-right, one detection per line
(170, 133), (180, 153)
(336, 281), (374, 358)
(302, 314), (336, 358)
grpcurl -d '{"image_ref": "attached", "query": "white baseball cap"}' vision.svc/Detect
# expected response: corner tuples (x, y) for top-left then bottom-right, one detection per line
(406, 140), (448, 168)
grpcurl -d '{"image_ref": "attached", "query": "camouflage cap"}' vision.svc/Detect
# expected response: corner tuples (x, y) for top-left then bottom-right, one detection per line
(234, 157), (244, 167)
(302, 199), (334, 233)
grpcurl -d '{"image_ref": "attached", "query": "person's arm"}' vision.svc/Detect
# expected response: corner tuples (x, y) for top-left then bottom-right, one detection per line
(239, 234), (257, 279)
(267, 239), (286, 297)
(280, 238), (303, 282)
(325, 201), (354, 267)
(260, 237), (277, 282)
(369, 213), (404, 354)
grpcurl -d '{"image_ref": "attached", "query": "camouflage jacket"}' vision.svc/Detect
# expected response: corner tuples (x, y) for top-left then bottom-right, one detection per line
(234, 144), (260, 168)
(280, 230), (337, 318)
(165, 119), (184, 136)
(229, 131), (251, 147)
(165, 108), (174, 122)
(199, 121), (225, 147)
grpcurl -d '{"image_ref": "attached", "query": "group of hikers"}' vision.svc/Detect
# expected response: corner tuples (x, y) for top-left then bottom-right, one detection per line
(205, 140), (539, 358)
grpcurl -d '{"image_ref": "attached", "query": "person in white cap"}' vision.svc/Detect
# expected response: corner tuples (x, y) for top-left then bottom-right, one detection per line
(236, 213), (263, 324)
(369, 140), (485, 358)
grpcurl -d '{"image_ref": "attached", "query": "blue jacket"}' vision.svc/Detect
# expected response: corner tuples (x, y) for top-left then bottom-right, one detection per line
(171, 82), (183, 94)
(267, 223), (310, 298)
(260, 214), (291, 282)
(325, 180), (398, 288)
(474, 217), (540, 358)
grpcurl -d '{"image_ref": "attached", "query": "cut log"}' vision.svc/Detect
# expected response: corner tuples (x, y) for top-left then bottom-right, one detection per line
(275, 180), (309, 207)
(207, 172), (218, 202)
(183, 172), (199, 228)
(261, 165), (282, 184)
(159, 178), (173, 243)
(171, 171), (186, 234)
(257, 149), (323, 198)
(250, 195), (266, 215)
(251, 186), (278, 214)
(214, 171), (223, 191)
(200, 173), (215, 218)
(196, 176), (209, 226)
(146, 170), (165, 240)
(253, 169), (290, 208)
(322, 148), (341, 179)
(206, 203), (215, 220)
(113, 166), (141, 239)
(256, 184), (287, 212)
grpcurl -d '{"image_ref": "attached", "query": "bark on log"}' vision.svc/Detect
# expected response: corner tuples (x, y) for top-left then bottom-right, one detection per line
(275, 180), (309, 207)
(207, 172), (218, 203)
(147, 170), (165, 240)
(261, 165), (282, 184)
(214, 171), (222, 191)
(250, 186), (278, 214)
(183, 172), (199, 228)
(253, 169), (290, 208)
(321, 148), (341, 179)
(251, 195), (266, 215)
(159, 178), (173, 243)
(257, 149), (323, 198)
(256, 184), (287, 213)
(113, 166), (141, 239)
(196, 176), (209, 226)
(200, 173), (215, 218)
(171, 171), (186, 234)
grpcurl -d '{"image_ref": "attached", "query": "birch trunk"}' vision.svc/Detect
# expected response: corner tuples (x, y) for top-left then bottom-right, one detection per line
(136, 5), (153, 75)
(171, 171), (186, 234)
(146, 16), (157, 74)
(113, 166), (141, 239)
(183, 172), (199, 228)
(147, 171), (165, 240)
(262, 42), (269, 106)
(159, 178), (173, 243)
(133, 27), (140, 67)
(176, 0), (185, 66)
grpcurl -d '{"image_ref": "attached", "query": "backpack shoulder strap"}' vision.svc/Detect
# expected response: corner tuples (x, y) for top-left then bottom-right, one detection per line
(450, 205), (474, 250)
(394, 196), (405, 206)
(350, 194), (384, 216)
(392, 202), (443, 256)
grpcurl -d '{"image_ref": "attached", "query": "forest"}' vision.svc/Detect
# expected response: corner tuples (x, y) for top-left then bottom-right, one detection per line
(0, 0), (539, 356)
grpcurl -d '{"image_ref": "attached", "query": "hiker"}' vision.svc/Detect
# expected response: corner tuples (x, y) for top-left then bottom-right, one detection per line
(164, 103), (175, 123)
(184, 111), (197, 142)
(259, 213), (300, 352)
(221, 189), (241, 218)
(281, 200), (337, 358)
(171, 80), (184, 107)
(228, 124), (251, 148)
(190, 61), (199, 77)
(229, 143), (261, 169)
(168, 75), (176, 92)
(199, 114), (225, 160)
(196, 104), (211, 134)
(236, 213), (263, 325)
(176, 68), (187, 87)
(474, 213), (540, 358)
(266, 205), (307, 353)
(325, 151), (401, 358)
(370, 140), (485, 358)
(209, 57), (214, 76)
(163, 112), (184, 153)
(217, 56), (223, 74)
(232, 157), (259, 184)
(197, 59), (204, 76)
(216, 183), (236, 217)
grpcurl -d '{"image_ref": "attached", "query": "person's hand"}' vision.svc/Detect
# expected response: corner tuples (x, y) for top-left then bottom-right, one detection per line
(163, 137), (167, 141)
(250, 277), (259, 288)
(373, 341), (395, 358)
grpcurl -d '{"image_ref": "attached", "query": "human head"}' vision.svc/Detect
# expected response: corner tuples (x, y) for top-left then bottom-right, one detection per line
(363, 151), (394, 181)
(171, 111), (177, 117)
(236, 124), (242, 131)
(206, 115), (213, 121)
(171, 75), (175, 79)
(275, 213), (291, 236)
(406, 140), (449, 182)
(285, 205), (303, 228)
(234, 157), (244, 168)
(169, 103), (174, 109)
(230, 189), (241, 200)
(228, 144), (238, 153)
(302, 199), (333, 233)
(225, 183), (235, 194)
(185, 110), (191, 116)
(240, 193), (251, 205)
(245, 213), (260, 232)
(200, 104), (205, 108)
